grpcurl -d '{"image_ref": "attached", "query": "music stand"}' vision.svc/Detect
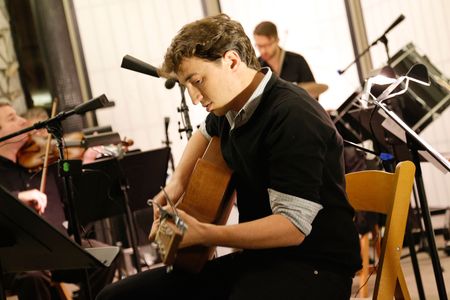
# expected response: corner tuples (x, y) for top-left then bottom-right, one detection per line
(371, 70), (450, 300)
(0, 185), (119, 300)
(73, 147), (170, 272)
(73, 147), (170, 224)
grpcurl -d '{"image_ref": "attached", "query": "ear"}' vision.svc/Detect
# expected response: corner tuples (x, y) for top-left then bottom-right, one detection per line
(223, 50), (240, 71)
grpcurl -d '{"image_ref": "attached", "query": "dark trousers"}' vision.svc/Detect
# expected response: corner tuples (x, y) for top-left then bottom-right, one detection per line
(97, 251), (353, 300)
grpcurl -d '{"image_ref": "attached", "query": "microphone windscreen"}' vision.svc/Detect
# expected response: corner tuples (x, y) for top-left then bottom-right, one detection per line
(165, 78), (178, 89)
(121, 55), (160, 78)
(74, 94), (110, 115)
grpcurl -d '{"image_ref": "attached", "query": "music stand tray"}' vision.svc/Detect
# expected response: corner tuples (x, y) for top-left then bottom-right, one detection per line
(0, 185), (119, 298)
(74, 147), (170, 225)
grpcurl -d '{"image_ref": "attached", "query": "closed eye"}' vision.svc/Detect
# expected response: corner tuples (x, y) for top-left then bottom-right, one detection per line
(189, 75), (203, 86)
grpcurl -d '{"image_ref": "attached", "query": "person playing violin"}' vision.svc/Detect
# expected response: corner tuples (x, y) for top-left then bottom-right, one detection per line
(97, 14), (361, 300)
(0, 100), (119, 300)
(0, 101), (47, 213)
(21, 106), (99, 165)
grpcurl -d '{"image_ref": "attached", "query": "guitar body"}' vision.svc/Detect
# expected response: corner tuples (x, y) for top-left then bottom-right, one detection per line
(175, 137), (235, 273)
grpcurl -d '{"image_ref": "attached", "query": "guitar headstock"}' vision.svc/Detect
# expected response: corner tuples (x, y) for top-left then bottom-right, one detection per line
(154, 216), (187, 266)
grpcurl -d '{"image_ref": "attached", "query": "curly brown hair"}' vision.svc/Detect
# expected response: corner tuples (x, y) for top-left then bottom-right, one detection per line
(162, 14), (260, 74)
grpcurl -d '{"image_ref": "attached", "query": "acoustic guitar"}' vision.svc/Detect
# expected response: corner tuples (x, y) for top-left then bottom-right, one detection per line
(154, 137), (236, 273)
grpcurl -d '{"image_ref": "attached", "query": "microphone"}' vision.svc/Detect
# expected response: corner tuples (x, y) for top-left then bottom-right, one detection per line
(121, 54), (161, 78)
(165, 78), (178, 89)
(383, 14), (405, 35)
(73, 94), (110, 115)
(121, 54), (179, 87)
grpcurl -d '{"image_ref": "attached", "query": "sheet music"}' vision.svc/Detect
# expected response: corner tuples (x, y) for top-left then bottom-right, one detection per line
(379, 109), (407, 143)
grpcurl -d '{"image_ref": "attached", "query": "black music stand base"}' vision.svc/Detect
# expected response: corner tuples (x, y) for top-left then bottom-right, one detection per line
(410, 145), (448, 300)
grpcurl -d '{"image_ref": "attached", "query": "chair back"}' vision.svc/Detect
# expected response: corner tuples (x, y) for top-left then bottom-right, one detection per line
(345, 161), (415, 300)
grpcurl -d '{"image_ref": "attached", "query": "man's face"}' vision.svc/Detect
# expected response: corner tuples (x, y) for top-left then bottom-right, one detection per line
(178, 56), (237, 116)
(0, 105), (29, 145)
(254, 35), (279, 61)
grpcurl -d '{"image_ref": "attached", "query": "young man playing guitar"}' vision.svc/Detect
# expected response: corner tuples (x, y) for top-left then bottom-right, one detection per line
(97, 14), (361, 300)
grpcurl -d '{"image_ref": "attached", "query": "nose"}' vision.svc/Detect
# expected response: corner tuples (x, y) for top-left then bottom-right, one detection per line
(259, 47), (268, 56)
(187, 86), (203, 105)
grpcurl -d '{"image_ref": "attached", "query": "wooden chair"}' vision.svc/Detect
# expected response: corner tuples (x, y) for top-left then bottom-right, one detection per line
(346, 161), (415, 300)
(357, 224), (381, 298)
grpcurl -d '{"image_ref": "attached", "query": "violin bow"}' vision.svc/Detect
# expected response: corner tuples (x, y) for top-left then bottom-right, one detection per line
(40, 98), (58, 193)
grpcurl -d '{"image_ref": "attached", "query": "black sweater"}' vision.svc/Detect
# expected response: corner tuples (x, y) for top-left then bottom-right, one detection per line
(205, 74), (361, 276)
(0, 156), (67, 234)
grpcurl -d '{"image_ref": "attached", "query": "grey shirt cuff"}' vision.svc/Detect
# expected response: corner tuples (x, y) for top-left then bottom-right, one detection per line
(268, 188), (323, 236)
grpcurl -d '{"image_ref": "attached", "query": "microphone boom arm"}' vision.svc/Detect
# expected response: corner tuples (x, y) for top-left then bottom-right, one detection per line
(338, 14), (405, 75)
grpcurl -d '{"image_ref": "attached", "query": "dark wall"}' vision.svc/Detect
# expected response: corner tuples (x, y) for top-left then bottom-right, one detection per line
(7, 0), (92, 132)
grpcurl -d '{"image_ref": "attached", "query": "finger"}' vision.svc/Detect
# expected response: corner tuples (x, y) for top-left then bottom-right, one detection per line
(148, 219), (160, 241)
(148, 230), (156, 241)
(163, 205), (182, 216)
(41, 195), (47, 207)
(31, 199), (43, 214)
(148, 226), (158, 241)
(35, 195), (45, 213)
(176, 209), (187, 219)
(152, 203), (161, 218)
(37, 198), (44, 213)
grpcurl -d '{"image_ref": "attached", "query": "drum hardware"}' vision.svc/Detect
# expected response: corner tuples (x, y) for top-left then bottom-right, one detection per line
(388, 43), (450, 133)
(297, 82), (328, 98)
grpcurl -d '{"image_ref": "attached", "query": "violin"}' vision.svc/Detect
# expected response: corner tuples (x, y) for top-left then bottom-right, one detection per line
(17, 132), (86, 171)
(17, 131), (134, 170)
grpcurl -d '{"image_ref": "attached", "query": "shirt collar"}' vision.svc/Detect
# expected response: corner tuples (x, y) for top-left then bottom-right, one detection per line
(226, 67), (272, 130)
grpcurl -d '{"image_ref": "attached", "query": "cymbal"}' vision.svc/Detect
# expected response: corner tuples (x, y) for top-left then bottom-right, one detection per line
(298, 82), (328, 98)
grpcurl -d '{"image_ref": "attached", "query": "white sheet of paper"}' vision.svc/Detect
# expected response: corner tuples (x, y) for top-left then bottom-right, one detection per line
(379, 109), (407, 143)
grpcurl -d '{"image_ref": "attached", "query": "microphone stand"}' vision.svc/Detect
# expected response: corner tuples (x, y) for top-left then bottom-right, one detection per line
(343, 140), (378, 156)
(47, 120), (94, 300)
(112, 150), (142, 274)
(338, 14), (404, 75)
(177, 85), (193, 140)
(162, 117), (175, 172)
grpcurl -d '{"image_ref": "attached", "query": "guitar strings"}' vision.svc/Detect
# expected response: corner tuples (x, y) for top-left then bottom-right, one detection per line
(160, 186), (180, 218)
